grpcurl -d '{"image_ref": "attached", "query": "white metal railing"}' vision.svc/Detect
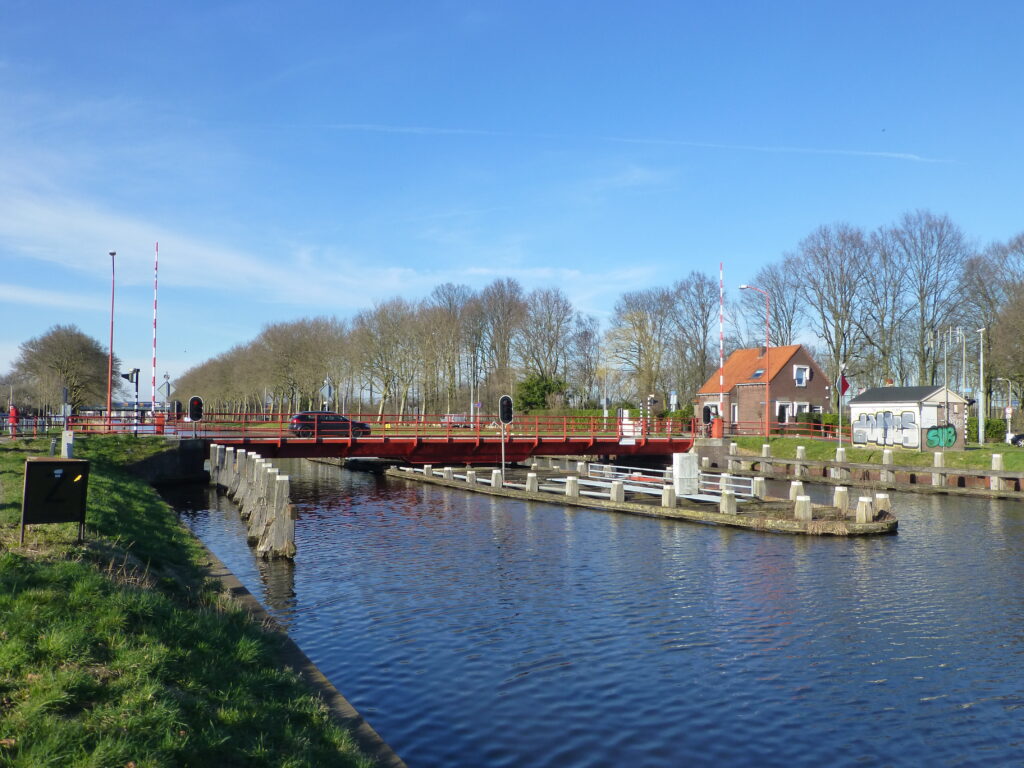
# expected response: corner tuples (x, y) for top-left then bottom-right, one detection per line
(698, 472), (754, 499)
(587, 462), (671, 484)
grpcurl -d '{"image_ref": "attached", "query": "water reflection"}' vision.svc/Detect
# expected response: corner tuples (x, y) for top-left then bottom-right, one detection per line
(167, 460), (1024, 768)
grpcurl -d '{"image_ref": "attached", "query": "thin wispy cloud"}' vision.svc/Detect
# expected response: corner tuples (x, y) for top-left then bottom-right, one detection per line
(0, 283), (104, 312)
(323, 122), (941, 163)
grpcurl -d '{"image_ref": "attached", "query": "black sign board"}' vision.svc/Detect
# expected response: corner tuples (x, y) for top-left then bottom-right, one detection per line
(21, 458), (90, 544)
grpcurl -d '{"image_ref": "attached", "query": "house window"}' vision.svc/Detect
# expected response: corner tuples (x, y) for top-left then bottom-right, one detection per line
(794, 365), (810, 387)
(795, 403), (809, 415)
(751, 369), (765, 379)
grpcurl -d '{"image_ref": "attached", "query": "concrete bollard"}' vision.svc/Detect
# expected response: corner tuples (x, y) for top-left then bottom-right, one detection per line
(761, 444), (773, 475)
(833, 486), (850, 515)
(719, 490), (737, 515)
(442, 467), (454, 481)
(881, 449), (894, 483)
(423, 464), (434, 477)
(727, 441), (740, 473)
(752, 476), (767, 499)
(795, 446), (806, 477)
(874, 493), (891, 516)
(565, 476), (580, 498)
(490, 469), (503, 488)
(526, 473), (539, 493)
(992, 454), (1004, 491)
(257, 474), (296, 559)
(719, 473), (731, 493)
(701, 456), (711, 470)
(794, 495), (812, 521)
(932, 452), (945, 488)
(661, 485), (676, 508)
(465, 469), (477, 485)
(576, 461), (587, 475)
(61, 430), (75, 459)
(855, 496), (874, 524)
(789, 480), (805, 501)
(729, 442), (739, 455)
(832, 447), (847, 480)
(610, 481), (625, 503)
(673, 452), (699, 496)
(221, 447), (236, 489)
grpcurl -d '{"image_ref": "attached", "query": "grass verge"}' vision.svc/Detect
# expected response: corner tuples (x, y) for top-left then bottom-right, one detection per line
(0, 435), (374, 768)
(731, 435), (1024, 471)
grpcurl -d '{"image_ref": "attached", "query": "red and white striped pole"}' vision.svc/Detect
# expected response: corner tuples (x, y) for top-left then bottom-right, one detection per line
(152, 242), (159, 413)
(718, 262), (724, 418)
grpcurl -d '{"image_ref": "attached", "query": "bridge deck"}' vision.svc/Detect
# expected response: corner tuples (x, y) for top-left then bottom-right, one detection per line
(69, 412), (697, 463)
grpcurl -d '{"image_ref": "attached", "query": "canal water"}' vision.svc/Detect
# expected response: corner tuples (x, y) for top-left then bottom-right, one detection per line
(164, 461), (1024, 767)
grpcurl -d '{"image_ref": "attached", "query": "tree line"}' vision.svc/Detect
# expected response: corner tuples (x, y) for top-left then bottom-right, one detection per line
(5, 209), (1022, 420)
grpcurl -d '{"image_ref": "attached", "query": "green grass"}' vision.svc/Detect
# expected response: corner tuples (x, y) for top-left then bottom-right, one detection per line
(0, 436), (375, 768)
(731, 435), (1024, 471)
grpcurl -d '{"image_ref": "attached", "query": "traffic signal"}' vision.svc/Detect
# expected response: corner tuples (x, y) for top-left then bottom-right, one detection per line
(120, 368), (140, 384)
(498, 395), (514, 425)
(188, 396), (204, 422)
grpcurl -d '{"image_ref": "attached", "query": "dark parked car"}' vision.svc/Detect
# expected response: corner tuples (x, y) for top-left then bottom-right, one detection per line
(288, 411), (371, 438)
(1011, 433), (1024, 448)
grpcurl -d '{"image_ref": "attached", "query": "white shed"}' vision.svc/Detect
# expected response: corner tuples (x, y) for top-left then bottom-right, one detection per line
(848, 386), (968, 450)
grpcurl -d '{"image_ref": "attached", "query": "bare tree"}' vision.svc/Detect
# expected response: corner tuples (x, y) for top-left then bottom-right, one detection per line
(851, 226), (912, 385)
(739, 256), (803, 347)
(13, 325), (117, 412)
(605, 287), (675, 403)
(479, 278), (526, 400)
(890, 210), (972, 384)
(516, 287), (575, 381)
(670, 271), (719, 400)
(795, 223), (867, 388)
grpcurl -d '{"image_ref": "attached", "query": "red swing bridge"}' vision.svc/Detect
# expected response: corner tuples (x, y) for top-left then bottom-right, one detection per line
(69, 412), (698, 464)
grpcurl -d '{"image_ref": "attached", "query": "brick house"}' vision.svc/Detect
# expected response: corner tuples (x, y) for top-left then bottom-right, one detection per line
(695, 344), (831, 431)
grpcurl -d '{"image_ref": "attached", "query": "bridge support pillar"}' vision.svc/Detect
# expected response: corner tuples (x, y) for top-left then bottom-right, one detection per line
(661, 485), (676, 508)
(833, 486), (849, 515)
(719, 490), (737, 515)
(794, 495), (812, 521)
(874, 493), (891, 517)
(855, 496), (874, 524)
(992, 454), (1004, 491)
(565, 476), (579, 498)
(609, 480), (625, 503)
(881, 450), (894, 483)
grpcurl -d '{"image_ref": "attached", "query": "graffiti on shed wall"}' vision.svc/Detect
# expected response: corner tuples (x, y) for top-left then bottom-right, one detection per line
(926, 424), (957, 448)
(852, 410), (920, 448)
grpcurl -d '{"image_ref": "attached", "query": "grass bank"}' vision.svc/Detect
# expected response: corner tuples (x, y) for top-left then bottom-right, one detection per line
(0, 435), (374, 768)
(730, 435), (1024, 472)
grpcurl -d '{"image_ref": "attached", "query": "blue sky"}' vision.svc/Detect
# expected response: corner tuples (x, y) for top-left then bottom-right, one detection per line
(2, 1), (1021, 394)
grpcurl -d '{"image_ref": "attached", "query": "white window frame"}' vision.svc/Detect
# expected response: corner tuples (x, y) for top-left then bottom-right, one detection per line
(793, 365), (810, 387)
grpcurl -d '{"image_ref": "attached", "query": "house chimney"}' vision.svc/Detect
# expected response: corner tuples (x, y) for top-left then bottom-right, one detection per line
(760, 346), (767, 357)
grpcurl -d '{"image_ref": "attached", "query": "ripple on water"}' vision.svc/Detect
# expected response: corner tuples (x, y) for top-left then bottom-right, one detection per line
(165, 463), (1024, 768)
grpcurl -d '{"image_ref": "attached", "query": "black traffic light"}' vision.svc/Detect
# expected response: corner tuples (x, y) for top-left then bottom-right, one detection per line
(188, 396), (204, 422)
(120, 368), (140, 384)
(498, 395), (514, 425)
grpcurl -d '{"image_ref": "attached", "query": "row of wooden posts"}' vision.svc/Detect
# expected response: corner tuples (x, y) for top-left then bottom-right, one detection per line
(208, 444), (296, 559)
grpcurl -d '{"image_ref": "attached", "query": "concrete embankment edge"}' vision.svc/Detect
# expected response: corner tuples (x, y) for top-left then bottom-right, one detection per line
(386, 468), (897, 536)
(192, 537), (407, 768)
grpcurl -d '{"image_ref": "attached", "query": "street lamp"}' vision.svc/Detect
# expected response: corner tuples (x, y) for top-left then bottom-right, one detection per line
(739, 284), (771, 440)
(977, 327), (986, 445)
(106, 251), (116, 428)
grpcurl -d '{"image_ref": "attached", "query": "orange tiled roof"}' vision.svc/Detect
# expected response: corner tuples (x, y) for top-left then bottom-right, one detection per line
(696, 344), (802, 395)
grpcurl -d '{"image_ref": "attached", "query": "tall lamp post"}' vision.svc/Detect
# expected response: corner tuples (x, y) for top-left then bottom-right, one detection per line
(977, 327), (986, 445)
(739, 284), (771, 440)
(106, 251), (116, 428)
